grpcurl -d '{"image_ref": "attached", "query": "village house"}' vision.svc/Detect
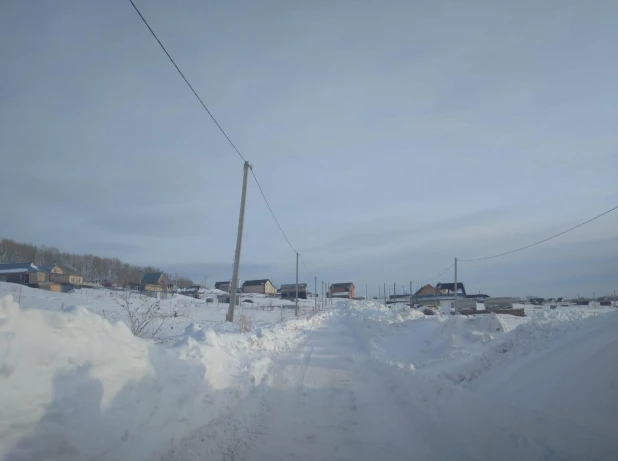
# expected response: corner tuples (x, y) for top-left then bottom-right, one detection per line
(0, 262), (47, 286)
(329, 282), (355, 299)
(214, 281), (231, 292)
(140, 272), (167, 292)
(40, 265), (84, 286)
(0, 262), (83, 292)
(280, 283), (308, 300)
(242, 279), (277, 295)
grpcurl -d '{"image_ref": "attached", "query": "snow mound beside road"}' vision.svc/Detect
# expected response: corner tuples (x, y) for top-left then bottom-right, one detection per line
(0, 295), (328, 461)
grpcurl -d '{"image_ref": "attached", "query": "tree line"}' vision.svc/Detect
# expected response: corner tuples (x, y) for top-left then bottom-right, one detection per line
(0, 238), (195, 288)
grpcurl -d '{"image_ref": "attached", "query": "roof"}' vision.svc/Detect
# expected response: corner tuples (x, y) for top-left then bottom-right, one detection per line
(215, 281), (230, 287)
(141, 272), (164, 284)
(242, 279), (272, 287)
(413, 284), (436, 296)
(0, 262), (41, 274)
(280, 283), (308, 290)
(330, 282), (354, 289)
(435, 282), (466, 295)
(38, 265), (60, 273)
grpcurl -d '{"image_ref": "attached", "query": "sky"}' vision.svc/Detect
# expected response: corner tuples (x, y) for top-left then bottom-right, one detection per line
(1, 0), (617, 298)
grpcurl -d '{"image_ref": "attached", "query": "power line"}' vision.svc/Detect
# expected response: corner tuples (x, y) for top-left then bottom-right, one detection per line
(460, 205), (618, 262)
(299, 254), (313, 278)
(249, 167), (298, 254)
(128, 0), (315, 275)
(128, 0), (246, 163)
(420, 264), (454, 286)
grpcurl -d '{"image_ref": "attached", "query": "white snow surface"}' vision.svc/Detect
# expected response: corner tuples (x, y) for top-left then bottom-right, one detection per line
(1, 284), (617, 460)
(0, 290), (329, 461)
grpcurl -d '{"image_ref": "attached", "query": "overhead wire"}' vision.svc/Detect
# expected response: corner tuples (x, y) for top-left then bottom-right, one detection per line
(460, 205), (618, 262)
(420, 264), (454, 286)
(128, 0), (314, 276)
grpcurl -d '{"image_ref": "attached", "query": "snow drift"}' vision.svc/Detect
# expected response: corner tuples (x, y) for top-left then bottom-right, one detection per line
(0, 295), (327, 460)
(345, 300), (618, 460)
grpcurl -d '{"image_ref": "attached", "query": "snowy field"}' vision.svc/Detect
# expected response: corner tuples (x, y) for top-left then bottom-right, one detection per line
(1, 282), (617, 460)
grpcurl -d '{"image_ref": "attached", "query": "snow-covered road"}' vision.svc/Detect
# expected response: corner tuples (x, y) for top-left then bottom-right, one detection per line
(231, 315), (449, 461)
(168, 308), (618, 461)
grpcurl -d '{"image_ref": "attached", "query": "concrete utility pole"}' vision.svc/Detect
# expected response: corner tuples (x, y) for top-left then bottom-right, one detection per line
(295, 252), (299, 316)
(314, 276), (317, 312)
(454, 257), (458, 311)
(321, 281), (324, 310)
(384, 283), (386, 305)
(394, 283), (396, 305)
(378, 285), (381, 303)
(410, 281), (412, 307)
(227, 161), (250, 322)
(365, 284), (368, 300)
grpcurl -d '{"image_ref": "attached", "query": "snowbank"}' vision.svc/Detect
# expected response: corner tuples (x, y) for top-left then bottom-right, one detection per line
(344, 299), (618, 460)
(0, 295), (328, 460)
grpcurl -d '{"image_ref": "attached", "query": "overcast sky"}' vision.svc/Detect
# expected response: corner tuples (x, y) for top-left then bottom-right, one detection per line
(1, 0), (617, 297)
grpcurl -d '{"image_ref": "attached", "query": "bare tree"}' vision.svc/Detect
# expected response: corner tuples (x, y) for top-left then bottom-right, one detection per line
(115, 291), (174, 339)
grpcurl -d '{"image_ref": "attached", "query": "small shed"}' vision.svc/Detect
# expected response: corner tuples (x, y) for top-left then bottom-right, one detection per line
(280, 283), (308, 300)
(242, 279), (277, 295)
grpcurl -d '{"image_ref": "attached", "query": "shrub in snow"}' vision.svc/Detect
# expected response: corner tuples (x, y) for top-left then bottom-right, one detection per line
(237, 313), (254, 333)
(114, 291), (174, 339)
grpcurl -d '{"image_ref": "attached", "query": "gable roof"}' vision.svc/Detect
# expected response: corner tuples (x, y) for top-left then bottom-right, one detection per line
(38, 265), (62, 273)
(330, 282), (354, 289)
(0, 262), (41, 274)
(435, 282), (466, 295)
(413, 284), (436, 296)
(141, 272), (164, 284)
(242, 279), (272, 287)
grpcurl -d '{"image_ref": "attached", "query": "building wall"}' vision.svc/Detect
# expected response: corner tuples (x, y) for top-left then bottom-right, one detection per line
(244, 281), (277, 295)
(28, 272), (46, 284)
(143, 283), (163, 292)
(50, 274), (83, 285)
(264, 281), (276, 295)
(39, 282), (63, 292)
(50, 266), (64, 274)
(331, 285), (355, 298)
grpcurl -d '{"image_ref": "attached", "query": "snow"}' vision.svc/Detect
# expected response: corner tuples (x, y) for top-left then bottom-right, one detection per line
(0, 288), (329, 460)
(1, 282), (617, 460)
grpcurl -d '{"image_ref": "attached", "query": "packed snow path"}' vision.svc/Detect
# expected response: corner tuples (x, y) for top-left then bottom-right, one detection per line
(232, 315), (446, 461)
(169, 309), (618, 461)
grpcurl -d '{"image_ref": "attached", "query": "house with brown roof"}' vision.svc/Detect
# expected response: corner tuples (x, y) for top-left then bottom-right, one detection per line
(329, 282), (355, 299)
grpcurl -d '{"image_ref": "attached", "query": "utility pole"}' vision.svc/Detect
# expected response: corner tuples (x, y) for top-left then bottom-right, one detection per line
(454, 257), (458, 312)
(394, 283), (396, 305)
(384, 283), (386, 305)
(314, 276), (317, 313)
(226, 161), (250, 322)
(365, 284), (368, 300)
(295, 252), (299, 316)
(378, 285), (381, 303)
(321, 281), (324, 310)
(409, 281), (412, 307)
